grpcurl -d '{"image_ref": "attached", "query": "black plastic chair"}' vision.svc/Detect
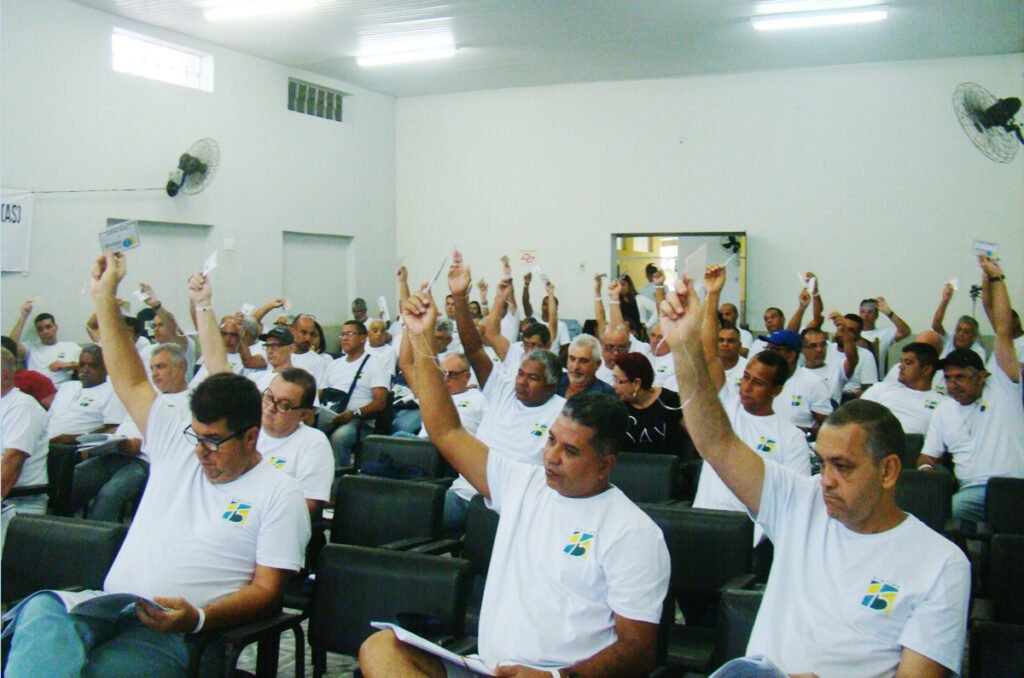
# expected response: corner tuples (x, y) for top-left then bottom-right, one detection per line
(611, 453), (681, 504)
(715, 583), (765, 667)
(969, 533), (1024, 677)
(358, 435), (444, 479)
(642, 504), (755, 673)
(985, 476), (1024, 535)
(329, 475), (447, 549)
(894, 469), (955, 535)
(7, 442), (80, 517)
(460, 495), (500, 636)
(902, 433), (925, 466)
(1, 514), (127, 609)
(308, 544), (472, 678)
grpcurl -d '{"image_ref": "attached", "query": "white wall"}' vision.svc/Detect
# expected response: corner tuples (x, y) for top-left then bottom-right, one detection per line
(2, 0), (396, 342)
(396, 55), (1024, 332)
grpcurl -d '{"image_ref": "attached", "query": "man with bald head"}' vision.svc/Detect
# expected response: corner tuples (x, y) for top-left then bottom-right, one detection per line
(720, 303), (753, 356)
(289, 314), (326, 387)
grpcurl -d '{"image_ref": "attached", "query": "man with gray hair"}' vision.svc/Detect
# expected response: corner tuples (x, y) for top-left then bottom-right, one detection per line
(443, 251), (567, 536)
(558, 334), (614, 399)
(1, 347), (49, 517)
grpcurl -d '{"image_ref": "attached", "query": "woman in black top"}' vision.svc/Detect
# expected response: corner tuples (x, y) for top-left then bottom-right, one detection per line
(612, 352), (693, 458)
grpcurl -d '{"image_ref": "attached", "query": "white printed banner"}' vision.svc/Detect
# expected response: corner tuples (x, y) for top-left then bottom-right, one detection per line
(1, 189), (33, 272)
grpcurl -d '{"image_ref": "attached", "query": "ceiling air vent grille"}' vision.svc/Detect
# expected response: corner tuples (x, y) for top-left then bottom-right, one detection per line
(288, 78), (345, 122)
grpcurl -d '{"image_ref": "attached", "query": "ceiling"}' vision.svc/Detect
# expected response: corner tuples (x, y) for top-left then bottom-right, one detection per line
(71, 0), (1024, 98)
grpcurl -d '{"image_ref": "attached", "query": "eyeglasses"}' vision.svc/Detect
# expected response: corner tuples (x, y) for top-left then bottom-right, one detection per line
(182, 424), (251, 452)
(443, 369), (470, 379)
(262, 389), (306, 413)
(603, 344), (629, 353)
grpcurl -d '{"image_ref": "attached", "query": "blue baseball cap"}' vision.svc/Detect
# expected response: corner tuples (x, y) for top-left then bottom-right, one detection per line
(759, 329), (801, 351)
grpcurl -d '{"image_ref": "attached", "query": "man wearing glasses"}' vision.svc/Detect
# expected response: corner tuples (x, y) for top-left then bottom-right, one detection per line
(918, 256), (1023, 525)
(249, 326), (297, 394)
(3, 254), (310, 677)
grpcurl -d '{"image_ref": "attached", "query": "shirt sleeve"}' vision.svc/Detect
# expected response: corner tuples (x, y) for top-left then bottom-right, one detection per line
(808, 377), (834, 416)
(920, 402), (949, 459)
(485, 447), (535, 515)
(897, 550), (971, 673)
(752, 456), (803, 544)
(3, 398), (45, 455)
(293, 431), (334, 502)
(602, 521), (671, 624)
(255, 479), (312, 572)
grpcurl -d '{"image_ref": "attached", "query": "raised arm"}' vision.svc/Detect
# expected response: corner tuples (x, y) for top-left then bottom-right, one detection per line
(653, 268), (667, 310)
(932, 283), (954, 336)
(837, 317), (860, 378)
(90, 254), (157, 439)
(9, 301), (32, 359)
(607, 279), (628, 332)
(189, 273), (231, 377)
(663, 277), (765, 515)
(235, 313), (267, 370)
(702, 265), (727, 391)
(140, 283), (189, 352)
(481, 279), (512, 363)
(477, 278), (490, 316)
(521, 272), (534, 319)
(807, 272), (824, 329)
(980, 256), (1019, 382)
(251, 297), (286, 325)
(404, 288), (490, 498)
(875, 296), (910, 341)
(594, 274), (608, 338)
(450, 251), (495, 388)
(786, 288), (812, 332)
(397, 324), (416, 391)
(396, 266), (411, 306)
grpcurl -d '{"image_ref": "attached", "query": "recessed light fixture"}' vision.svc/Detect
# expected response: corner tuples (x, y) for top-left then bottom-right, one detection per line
(752, 5), (888, 30)
(203, 0), (318, 22)
(357, 36), (457, 67)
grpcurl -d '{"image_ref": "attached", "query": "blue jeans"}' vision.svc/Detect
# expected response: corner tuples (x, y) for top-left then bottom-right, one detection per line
(952, 484), (986, 524)
(71, 455), (149, 522)
(391, 409), (422, 435)
(328, 420), (373, 468)
(443, 490), (471, 539)
(4, 593), (223, 678)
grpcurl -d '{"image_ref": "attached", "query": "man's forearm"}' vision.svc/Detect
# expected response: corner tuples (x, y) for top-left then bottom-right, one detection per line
(563, 635), (655, 678)
(932, 299), (949, 334)
(411, 332), (464, 445)
(1, 451), (27, 499)
(522, 284), (533, 319)
(203, 577), (284, 632)
(96, 295), (150, 395)
(195, 306), (230, 375)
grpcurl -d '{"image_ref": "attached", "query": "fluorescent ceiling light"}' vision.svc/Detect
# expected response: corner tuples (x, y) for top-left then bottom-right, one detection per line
(203, 0), (317, 22)
(752, 6), (888, 30)
(357, 36), (457, 67)
(753, 0), (883, 15)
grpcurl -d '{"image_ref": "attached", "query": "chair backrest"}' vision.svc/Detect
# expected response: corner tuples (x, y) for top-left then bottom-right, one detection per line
(986, 477), (1024, 535)
(643, 504), (753, 627)
(1, 514), (128, 605)
(988, 533), (1024, 624)
(309, 544), (472, 656)
(462, 495), (499, 578)
(47, 442), (80, 516)
(359, 435), (442, 479)
(902, 434), (925, 467)
(716, 585), (765, 666)
(330, 475), (444, 547)
(611, 453), (680, 504)
(894, 470), (954, 534)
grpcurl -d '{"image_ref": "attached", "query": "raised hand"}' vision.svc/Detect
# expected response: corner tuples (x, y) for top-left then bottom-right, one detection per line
(941, 283), (954, 303)
(659, 277), (704, 350)
(396, 266), (408, 284)
(19, 300), (33, 318)
(545, 280), (555, 296)
(523, 272), (532, 287)
(90, 253), (126, 299)
(139, 282), (158, 307)
(401, 286), (438, 337)
(594, 273), (604, 296)
(501, 255), (512, 280)
(875, 296), (892, 315)
(979, 254), (1004, 279)
(494, 278), (513, 304)
(704, 264), (726, 295)
(448, 250), (472, 297)
(187, 272), (212, 306)
(798, 288), (811, 308)
(653, 269), (666, 286)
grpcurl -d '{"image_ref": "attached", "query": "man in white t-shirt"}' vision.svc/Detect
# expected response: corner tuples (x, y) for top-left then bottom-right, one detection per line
(747, 306), (787, 359)
(826, 314), (878, 397)
(522, 271), (570, 363)
(1, 348), (49, 516)
(646, 322), (681, 393)
(248, 326), (297, 394)
(918, 256), (1024, 524)
(720, 303), (753, 357)
(661, 274), (970, 678)
(9, 303), (82, 386)
(320, 320), (390, 467)
(760, 330), (833, 436)
(400, 352), (488, 439)
(361, 285), (670, 677)
(861, 343), (942, 436)
(859, 297), (911, 373)
(257, 368), (333, 517)
(932, 282), (987, 361)
(883, 331), (948, 396)
(366, 319), (398, 378)
(800, 327), (846, 404)
(4, 253), (310, 678)
(718, 326), (749, 398)
(443, 255), (567, 536)
(46, 345), (128, 443)
(288, 314), (327, 387)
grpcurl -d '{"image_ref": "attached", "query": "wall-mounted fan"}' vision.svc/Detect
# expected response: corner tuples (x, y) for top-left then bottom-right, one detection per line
(720, 235), (741, 254)
(952, 83), (1023, 163)
(166, 138), (220, 196)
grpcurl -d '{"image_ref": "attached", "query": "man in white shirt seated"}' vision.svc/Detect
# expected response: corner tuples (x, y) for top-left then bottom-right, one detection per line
(719, 326), (749, 398)
(46, 345), (128, 443)
(861, 343), (941, 436)
(646, 322), (681, 392)
(826, 314), (878, 398)
(249, 326), (297, 393)
(720, 303), (753, 356)
(288, 314), (327, 387)
(661, 276), (970, 678)
(760, 330), (833, 438)
(747, 307), (786, 358)
(1, 348), (49, 516)
(558, 334), (616, 399)
(859, 297), (911, 373)
(366, 319), (398, 378)
(918, 256), (1023, 525)
(801, 327), (849, 404)
(932, 282), (987, 361)
(319, 320), (390, 467)
(395, 352), (487, 440)
(360, 287), (670, 678)
(883, 331), (948, 396)
(3, 253), (310, 678)
(9, 303), (82, 385)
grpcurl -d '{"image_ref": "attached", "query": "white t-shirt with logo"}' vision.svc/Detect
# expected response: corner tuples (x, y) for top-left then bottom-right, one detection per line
(1, 388), (49, 513)
(861, 382), (942, 436)
(46, 380), (128, 438)
(104, 395), (310, 607)
(694, 391), (810, 543)
(722, 356), (749, 399)
(451, 372), (565, 501)
(25, 340), (81, 385)
(418, 388), (487, 439)
(922, 367), (1024, 488)
(773, 367), (833, 428)
(746, 461), (970, 676)
(826, 344), (878, 394)
(322, 353), (390, 411)
(651, 352), (678, 392)
(883, 364), (947, 397)
(477, 452), (670, 669)
(257, 424), (334, 503)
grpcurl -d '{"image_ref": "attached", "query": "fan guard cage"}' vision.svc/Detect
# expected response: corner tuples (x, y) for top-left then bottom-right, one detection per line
(953, 83), (1019, 163)
(181, 138), (220, 195)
